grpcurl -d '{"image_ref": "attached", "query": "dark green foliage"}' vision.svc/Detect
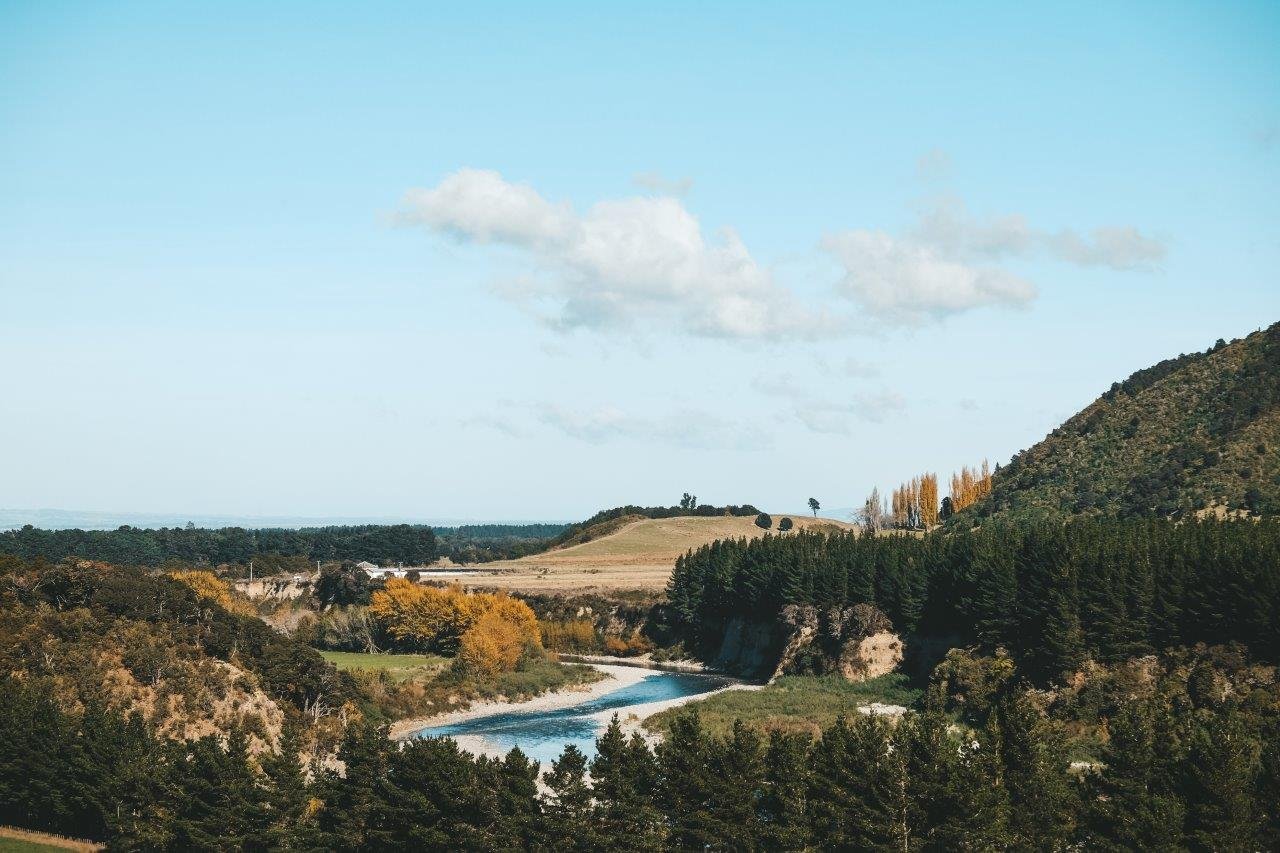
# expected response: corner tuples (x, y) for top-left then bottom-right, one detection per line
(667, 519), (1280, 682)
(434, 523), (570, 563)
(1183, 710), (1261, 852)
(4, 672), (1280, 851)
(315, 561), (374, 606)
(754, 512), (773, 529)
(1083, 701), (1186, 851)
(0, 522), (439, 567)
(777, 516), (794, 531)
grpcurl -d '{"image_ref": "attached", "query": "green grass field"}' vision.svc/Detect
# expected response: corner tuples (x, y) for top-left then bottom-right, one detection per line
(320, 651), (449, 678)
(644, 673), (924, 739)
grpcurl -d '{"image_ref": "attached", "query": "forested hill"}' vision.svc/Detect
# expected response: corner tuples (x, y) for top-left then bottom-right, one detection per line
(969, 321), (1280, 522)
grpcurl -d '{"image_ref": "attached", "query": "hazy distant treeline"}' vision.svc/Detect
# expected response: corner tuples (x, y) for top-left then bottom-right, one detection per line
(0, 523), (439, 567)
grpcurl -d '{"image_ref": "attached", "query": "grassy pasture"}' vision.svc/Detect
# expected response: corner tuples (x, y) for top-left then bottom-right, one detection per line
(320, 651), (449, 680)
(476, 514), (859, 593)
(643, 674), (923, 739)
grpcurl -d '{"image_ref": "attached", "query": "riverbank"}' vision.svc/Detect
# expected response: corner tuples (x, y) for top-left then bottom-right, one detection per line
(555, 652), (728, 675)
(388, 663), (652, 740)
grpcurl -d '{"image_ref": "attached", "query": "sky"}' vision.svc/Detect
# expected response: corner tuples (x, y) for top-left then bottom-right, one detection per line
(2, 1), (1278, 524)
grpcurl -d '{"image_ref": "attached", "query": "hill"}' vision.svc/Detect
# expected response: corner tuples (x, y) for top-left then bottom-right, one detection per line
(968, 321), (1280, 522)
(478, 514), (858, 592)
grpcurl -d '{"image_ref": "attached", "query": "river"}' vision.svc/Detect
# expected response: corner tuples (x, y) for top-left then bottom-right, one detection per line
(411, 669), (732, 765)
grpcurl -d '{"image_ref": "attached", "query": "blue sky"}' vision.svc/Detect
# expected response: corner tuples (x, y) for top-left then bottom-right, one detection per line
(2, 1), (1278, 522)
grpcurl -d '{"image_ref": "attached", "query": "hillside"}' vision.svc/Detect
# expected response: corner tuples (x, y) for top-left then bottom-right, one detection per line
(478, 514), (858, 592)
(968, 322), (1280, 522)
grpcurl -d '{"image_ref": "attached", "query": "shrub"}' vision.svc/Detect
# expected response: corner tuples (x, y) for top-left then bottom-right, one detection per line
(755, 513), (773, 529)
(778, 517), (794, 531)
(167, 569), (233, 609)
(457, 610), (525, 676)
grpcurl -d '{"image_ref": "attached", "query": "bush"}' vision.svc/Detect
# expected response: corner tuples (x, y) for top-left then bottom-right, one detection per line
(755, 513), (773, 529)
(778, 517), (794, 531)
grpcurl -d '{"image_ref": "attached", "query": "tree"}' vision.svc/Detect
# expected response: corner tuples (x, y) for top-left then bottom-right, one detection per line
(994, 690), (1076, 848)
(808, 497), (820, 517)
(542, 744), (594, 849)
(315, 562), (372, 606)
(755, 513), (773, 530)
(778, 517), (794, 532)
(859, 488), (885, 534)
(1184, 711), (1260, 851)
(759, 731), (811, 849)
(808, 714), (897, 848)
(591, 716), (665, 850)
(1083, 702), (1185, 851)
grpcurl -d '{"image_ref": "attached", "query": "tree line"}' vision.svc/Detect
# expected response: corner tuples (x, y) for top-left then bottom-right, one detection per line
(2, 675), (1277, 851)
(0, 523), (439, 567)
(667, 519), (1280, 683)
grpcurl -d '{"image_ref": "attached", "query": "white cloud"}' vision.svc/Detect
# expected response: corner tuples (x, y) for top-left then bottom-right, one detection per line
(911, 196), (1166, 269)
(400, 169), (835, 341)
(400, 168), (574, 247)
(1044, 226), (1166, 270)
(822, 230), (1037, 324)
(404, 168), (1165, 337)
(632, 171), (694, 196)
(824, 195), (1165, 324)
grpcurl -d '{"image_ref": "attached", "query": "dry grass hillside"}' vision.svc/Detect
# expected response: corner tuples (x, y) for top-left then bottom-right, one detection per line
(473, 514), (858, 593)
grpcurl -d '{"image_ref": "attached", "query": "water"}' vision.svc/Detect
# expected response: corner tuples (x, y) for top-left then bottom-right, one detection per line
(412, 670), (730, 766)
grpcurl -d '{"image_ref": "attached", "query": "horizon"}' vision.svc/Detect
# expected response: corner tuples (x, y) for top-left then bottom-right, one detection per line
(3, 2), (1278, 520)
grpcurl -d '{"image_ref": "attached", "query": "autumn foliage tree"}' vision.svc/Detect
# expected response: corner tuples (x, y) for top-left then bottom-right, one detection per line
(368, 580), (540, 666)
(167, 569), (234, 609)
(949, 460), (993, 513)
(890, 474), (940, 529)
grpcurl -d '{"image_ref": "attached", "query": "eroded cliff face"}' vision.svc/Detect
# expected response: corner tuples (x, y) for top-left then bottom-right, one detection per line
(707, 603), (903, 682)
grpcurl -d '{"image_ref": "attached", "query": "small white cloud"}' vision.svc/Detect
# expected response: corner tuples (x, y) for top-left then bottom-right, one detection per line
(400, 168), (574, 247)
(632, 171), (695, 196)
(822, 230), (1036, 324)
(1044, 226), (1166, 270)
(911, 196), (1166, 270)
(401, 169), (837, 341)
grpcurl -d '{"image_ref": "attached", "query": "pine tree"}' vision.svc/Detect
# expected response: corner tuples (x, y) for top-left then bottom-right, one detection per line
(759, 730), (812, 850)
(542, 744), (595, 850)
(1183, 712), (1260, 852)
(994, 691), (1076, 848)
(1083, 702), (1185, 851)
(808, 714), (897, 849)
(262, 722), (313, 848)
